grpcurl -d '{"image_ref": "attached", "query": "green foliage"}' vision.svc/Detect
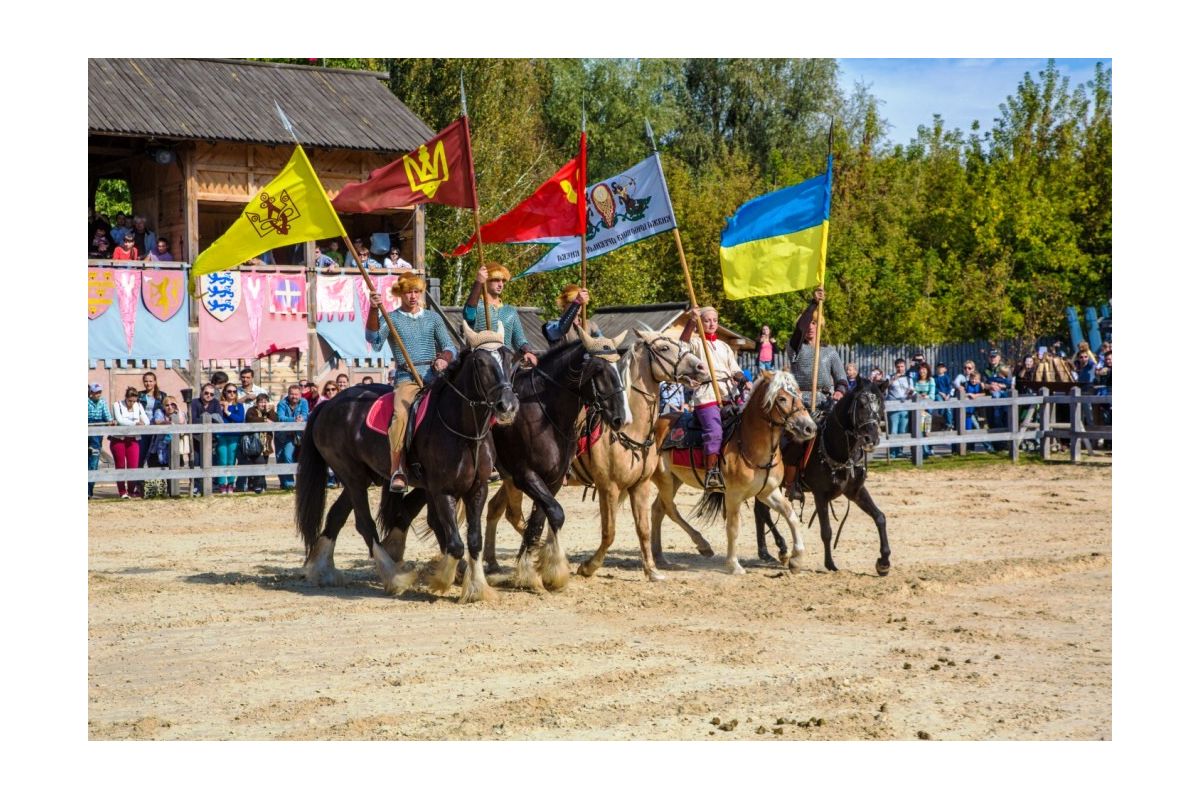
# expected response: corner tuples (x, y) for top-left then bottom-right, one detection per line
(94, 179), (130, 220)
(283, 58), (1112, 344)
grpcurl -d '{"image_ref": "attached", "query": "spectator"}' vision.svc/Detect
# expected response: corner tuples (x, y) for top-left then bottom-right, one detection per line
(845, 362), (859, 392)
(112, 386), (150, 499)
(659, 381), (687, 414)
(962, 367), (993, 452)
(1095, 350), (1112, 432)
(886, 358), (916, 459)
(109, 213), (132, 247)
(324, 239), (345, 266)
(189, 384), (221, 494)
(351, 242), (381, 270)
(954, 359), (977, 391)
(209, 371), (231, 398)
(112, 233), (140, 261)
(243, 393), (276, 494)
(982, 350), (1010, 447)
(215, 384), (245, 495)
(315, 244), (339, 273)
(907, 352), (926, 383)
(361, 376), (374, 384)
(300, 380), (320, 407)
(145, 237), (174, 262)
(335, 373), (350, 392)
(913, 362), (936, 457)
(89, 228), (112, 259)
(1097, 340), (1112, 369)
(934, 362), (955, 428)
(88, 383), (114, 499)
(137, 371), (167, 495)
(233, 367), (269, 403)
(274, 385), (309, 490)
(131, 216), (156, 254)
(150, 395), (183, 469)
(868, 366), (884, 383)
(1073, 341), (1098, 391)
(384, 246), (413, 272)
(316, 380), (338, 405)
(756, 325), (777, 375)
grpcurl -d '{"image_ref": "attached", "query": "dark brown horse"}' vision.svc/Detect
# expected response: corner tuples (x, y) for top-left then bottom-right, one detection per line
(294, 324), (519, 601)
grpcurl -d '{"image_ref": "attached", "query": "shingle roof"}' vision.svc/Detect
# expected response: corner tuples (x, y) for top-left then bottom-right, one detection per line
(88, 58), (434, 153)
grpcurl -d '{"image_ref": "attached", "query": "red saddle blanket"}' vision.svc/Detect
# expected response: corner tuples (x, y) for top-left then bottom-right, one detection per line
(366, 390), (432, 436)
(577, 422), (602, 457)
(670, 447), (705, 468)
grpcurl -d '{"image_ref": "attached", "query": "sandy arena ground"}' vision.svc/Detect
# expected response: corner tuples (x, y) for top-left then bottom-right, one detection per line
(88, 459), (1111, 741)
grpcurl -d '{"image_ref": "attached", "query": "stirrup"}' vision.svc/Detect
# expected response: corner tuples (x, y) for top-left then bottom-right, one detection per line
(389, 469), (409, 494)
(704, 467), (725, 491)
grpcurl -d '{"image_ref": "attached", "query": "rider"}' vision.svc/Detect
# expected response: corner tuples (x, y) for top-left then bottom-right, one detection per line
(463, 262), (537, 367)
(367, 272), (457, 493)
(680, 305), (749, 491)
(782, 286), (849, 495)
(542, 284), (601, 344)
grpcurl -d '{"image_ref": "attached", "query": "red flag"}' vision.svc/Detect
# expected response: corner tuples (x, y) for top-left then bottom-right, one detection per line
(333, 117), (477, 212)
(452, 132), (587, 256)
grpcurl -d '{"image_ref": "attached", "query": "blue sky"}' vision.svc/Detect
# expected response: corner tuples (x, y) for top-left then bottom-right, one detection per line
(837, 58), (1111, 145)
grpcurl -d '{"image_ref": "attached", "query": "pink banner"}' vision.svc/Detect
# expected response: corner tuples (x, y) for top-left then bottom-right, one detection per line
(243, 274), (269, 355)
(114, 270), (141, 353)
(318, 275), (356, 322)
(198, 270), (308, 359)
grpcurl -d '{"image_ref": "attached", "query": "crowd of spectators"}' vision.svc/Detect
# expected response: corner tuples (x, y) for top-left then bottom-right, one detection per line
(87, 367), (391, 498)
(89, 211), (170, 262)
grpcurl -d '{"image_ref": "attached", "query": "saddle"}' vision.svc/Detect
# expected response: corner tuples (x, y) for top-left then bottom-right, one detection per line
(577, 420), (603, 457)
(365, 385), (435, 448)
(658, 406), (740, 452)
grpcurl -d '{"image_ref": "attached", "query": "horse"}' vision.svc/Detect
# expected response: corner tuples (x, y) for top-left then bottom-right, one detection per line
(294, 323), (520, 602)
(421, 328), (633, 593)
(755, 378), (892, 575)
(649, 371), (817, 575)
(484, 330), (710, 582)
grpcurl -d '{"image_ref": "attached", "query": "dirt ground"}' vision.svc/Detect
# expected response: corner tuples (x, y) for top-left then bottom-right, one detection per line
(88, 458), (1111, 741)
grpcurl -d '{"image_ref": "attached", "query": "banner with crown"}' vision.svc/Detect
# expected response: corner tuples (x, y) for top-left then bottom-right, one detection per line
(517, 153), (677, 276)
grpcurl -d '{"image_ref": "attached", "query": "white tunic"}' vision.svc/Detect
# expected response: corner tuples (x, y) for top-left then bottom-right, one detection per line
(687, 336), (742, 406)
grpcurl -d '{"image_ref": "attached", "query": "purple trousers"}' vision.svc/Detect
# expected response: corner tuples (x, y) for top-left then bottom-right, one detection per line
(695, 402), (723, 456)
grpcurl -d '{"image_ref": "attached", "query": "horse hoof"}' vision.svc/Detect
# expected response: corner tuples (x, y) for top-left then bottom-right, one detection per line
(483, 562), (503, 576)
(725, 561), (746, 576)
(576, 561), (598, 578)
(646, 570), (667, 583)
(825, 562), (839, 573)
(757, 550), (773, 563)
(788, 555), (804, 573)
(698, 544), (715, 558)
(876, 560), (891, 577)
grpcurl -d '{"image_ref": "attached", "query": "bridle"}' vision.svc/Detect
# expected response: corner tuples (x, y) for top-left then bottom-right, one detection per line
(438, 346), (514, 443)
(816, 389), (883, 474)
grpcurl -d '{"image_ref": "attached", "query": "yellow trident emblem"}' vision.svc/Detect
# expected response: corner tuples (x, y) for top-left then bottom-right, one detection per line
(404, 141), (450, 200)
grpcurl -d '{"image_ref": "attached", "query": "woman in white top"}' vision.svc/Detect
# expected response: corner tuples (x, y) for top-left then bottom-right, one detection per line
(112, 386), (150, 498)
(384, 247), (413, 272)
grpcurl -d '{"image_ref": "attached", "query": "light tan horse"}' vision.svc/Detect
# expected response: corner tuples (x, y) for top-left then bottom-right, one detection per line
(484, 330), (710, 582)
(650, 371), (816, 575)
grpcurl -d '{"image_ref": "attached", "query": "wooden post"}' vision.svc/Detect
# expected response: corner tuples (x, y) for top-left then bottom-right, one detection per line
(1009, 390), (1020, 464)
(912, 401), (923, 467)
(1040, 387), (1052, 460)
(201, 428), (213, 496)
(672, 228), (723, 405)
(956, 385), (967, 456)
(1069, 386), (1082, 463)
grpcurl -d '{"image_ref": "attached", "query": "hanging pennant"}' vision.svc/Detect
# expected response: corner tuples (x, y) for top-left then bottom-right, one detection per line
(377, 274), (400, 312)
(88, 267), (115, 319)
(243, 273), (269, 355)
(270, 275), (306, 317)
(141, 270), (184, 322)
(201, 271), (242, 322)
(114, 270), (141, 353)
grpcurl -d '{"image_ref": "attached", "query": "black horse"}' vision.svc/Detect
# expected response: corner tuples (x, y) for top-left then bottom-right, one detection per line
(489, 329), (632, 591)
(756, 378), (893, 575)
(295, 325), (519, 601)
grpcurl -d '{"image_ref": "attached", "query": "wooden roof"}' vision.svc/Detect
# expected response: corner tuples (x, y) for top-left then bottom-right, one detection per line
(88, 59), (434, 153)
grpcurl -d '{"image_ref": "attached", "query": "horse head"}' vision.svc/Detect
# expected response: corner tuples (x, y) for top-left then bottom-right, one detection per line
(578, 327), (631, 429)
(845, 379), (887, 450)
(634, 329), (707, 388)
(758, 371), (816, 441)
(460, 321), (519, 425)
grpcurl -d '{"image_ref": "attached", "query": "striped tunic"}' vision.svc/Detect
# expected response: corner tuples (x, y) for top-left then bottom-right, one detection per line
(789, 343), (848, 407)
(463, 301), (530, 352)
(368, 309), (457, 386)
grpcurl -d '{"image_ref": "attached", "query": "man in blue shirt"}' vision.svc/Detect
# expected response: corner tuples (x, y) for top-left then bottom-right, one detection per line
(463, 262), (536, 367)
(274, 385), (309, 489)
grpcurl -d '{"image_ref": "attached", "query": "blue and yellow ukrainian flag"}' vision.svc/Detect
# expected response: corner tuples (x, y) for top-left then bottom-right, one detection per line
(719, 156), (833, 300)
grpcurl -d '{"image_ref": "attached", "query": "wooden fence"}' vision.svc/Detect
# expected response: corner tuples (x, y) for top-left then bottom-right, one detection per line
(86, 389), (1111, 498)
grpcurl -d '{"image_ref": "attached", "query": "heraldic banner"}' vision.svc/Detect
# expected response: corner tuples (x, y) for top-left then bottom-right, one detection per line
(314, 274), (399, 364)
(88, 267), (189, 364)
(197, 271), (309, 359)
(518, 153), (677, 277)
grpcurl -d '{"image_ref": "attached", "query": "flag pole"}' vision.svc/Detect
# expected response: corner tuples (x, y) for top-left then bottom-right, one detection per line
(274, 101), (422, 388)
(461, 71), (491, 332)
(809, 122), (834, 412)
(646, 120), (722, 405)
(578, 107), (588, 328)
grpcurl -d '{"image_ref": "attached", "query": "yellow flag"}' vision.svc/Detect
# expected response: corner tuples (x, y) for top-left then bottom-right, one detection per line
(191, 145), (346, 277)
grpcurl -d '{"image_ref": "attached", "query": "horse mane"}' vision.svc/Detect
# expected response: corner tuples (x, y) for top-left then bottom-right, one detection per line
(756, 370), (801, 411)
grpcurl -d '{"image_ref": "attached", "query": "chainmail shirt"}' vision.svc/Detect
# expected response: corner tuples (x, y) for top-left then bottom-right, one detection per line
(368, 309), (458, 386)
(790, 343), (848, 407)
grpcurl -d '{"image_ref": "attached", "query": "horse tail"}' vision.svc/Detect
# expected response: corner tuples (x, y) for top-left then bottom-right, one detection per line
(294, 400), (330, 558)
(691, 490), (726, 527)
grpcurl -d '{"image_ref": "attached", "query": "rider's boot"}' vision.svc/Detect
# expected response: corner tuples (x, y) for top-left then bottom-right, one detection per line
(703, 453), (724, 492)
(389, 447), (408, 494)
(783, 463), (801, 501)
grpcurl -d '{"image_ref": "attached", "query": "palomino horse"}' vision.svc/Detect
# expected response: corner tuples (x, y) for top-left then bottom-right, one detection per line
(650, 371), (816, 575)
(759, 377), (892, 575)
(484, 330), (710, 581)
(294, 323), (519, 602)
